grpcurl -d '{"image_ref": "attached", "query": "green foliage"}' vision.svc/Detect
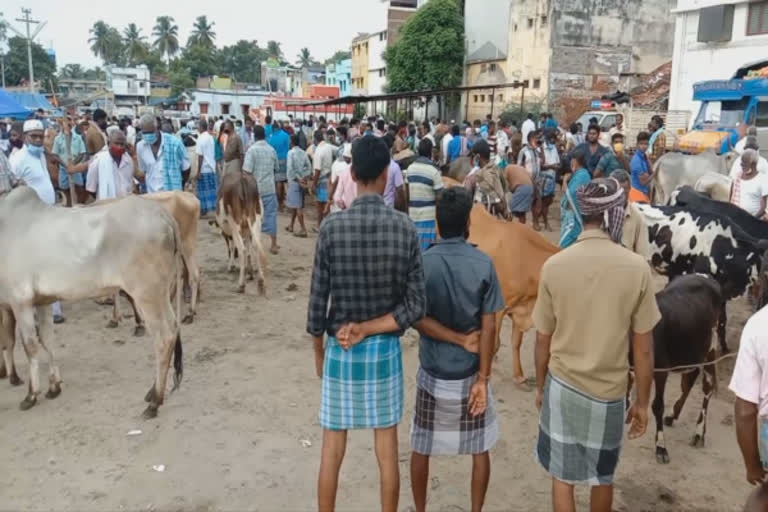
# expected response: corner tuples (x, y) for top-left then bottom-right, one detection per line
(266, 41), (283, 60)
(153, 16), (179, 63)
(324, 50), (351, 66)
(123, 23), (147, 66)
(177, 44), (217, 80)
(354, 104), (367, 119)
(88, 21), (125, 65)
(499, 99), (546, 126)
(4, 36), (58, 89)
(187, 15), (216, 49)
(169, 70), (194, 96)
(216, 40), (268, 83)
(296, 47), (312, 68)
(59, 64), (106, 81)
(384, 0), (464, 92)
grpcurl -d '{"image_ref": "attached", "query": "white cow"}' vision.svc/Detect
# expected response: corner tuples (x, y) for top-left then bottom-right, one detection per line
(0, 186), (183, 418)
(652, 151), (738, 205)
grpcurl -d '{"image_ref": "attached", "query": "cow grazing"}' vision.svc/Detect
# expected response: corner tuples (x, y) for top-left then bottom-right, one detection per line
(632, 275), (722, 464)
(215, 172), (267, 294)
(637, 203), (763, 353)
(0, 186), (183, 418)
(652, 151), (737, 205)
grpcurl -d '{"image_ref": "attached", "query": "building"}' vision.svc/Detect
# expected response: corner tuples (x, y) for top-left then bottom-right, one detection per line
(325, 58), (352, 97)
(261, 59), (304, 95)
(186, 88), (269, 119)
(58, 78), (107, 104)
(105, 65), (152, 113)
(387, 0), (420, 46)
(301, 65), (327, 97)
(669, 0), (768, 120)
(367, 30), (388, 96)
(464, 0), (676, 123)
(351, 32), (371, 95)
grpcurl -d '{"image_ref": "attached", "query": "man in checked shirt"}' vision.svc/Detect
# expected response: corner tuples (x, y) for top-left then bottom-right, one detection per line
(307, 135), (426, 512)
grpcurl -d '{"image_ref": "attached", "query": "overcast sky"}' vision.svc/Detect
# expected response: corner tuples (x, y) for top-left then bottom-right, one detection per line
(2, 0), (390, 68)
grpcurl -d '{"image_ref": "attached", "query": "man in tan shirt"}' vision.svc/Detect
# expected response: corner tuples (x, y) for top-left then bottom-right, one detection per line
(532, 177), (660, 512)
(612, 169), (650, 259)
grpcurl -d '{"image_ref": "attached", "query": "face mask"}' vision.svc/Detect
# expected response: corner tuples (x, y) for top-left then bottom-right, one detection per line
(143, 132), (158, 144)
(27, 144), (44, 157)
(110, 145), (126, 161)
(613, 143), (624, 153)
(11, 138), (23, 149)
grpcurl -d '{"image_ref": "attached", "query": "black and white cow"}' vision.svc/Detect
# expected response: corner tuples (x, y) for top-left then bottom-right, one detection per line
(637, 203), (764, 353)
(671, 186), (768, 242)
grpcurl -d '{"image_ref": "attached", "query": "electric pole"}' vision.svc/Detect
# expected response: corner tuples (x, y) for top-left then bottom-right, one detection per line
(4, 8), (47, 92)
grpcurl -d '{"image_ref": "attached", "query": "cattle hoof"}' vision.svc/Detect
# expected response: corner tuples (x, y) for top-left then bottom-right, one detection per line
(133, 325), (146, 337)
(9, 373), (23, 386)
(144, 386), (157, 403)
(45, 385), (62, 399)
(258, 280), (266, 296)
(106, 319), (119, 329)
(663, 416), (675, 427)
(141, 403), (159, 420)
(236, 285), (245, 294)
(19, 395), (37, 411)
(690, 434), (705, 448)
(656, 447), (670, 464)
(182, 314), (194, 325)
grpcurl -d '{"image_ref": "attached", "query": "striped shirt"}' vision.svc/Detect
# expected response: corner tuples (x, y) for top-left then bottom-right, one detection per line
(136, 133), (188, 192)
(407, 157), (444, 223)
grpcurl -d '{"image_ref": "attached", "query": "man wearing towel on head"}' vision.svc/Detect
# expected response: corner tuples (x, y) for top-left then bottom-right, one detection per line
(86, 129), (135, 201)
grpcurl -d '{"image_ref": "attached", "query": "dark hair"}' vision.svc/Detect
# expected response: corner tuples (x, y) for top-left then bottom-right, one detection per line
(652, 115), (664, 128)
(472, 139), (491, 160)
(265, 115), (272, 124)
(290, 133), (300, 146)
(636, 131), (650, 144)
(587, 123), (600, 134)
(569, 122), (579, 135)
(527, 113), (534, 120)
(611, 132), (624, 143)
(451, 124), (460, 136)
(436, 187), (472, 239)
(499, 121), (508, 129)
(418, 138), (433, 158)
(589, 116), (598, 125)
(383, 133), (395, 150)
(254, 125), (266, 140)
(350, 118), (360, 126)
(376, 119), (385, 131)
(398, 120), (407, 129)
(571, 148), (587, 168)
(421, 121), (430, 132)
(314, 130), (325, 144)
(527, 129), (538, 142)
(351, 135), (391, 184)
(93, 109), (107, 122)
(199, 119), (209, 131)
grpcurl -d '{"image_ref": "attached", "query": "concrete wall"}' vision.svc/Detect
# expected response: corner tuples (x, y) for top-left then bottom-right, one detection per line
(369, 31), (388, 72)
(465, 60), (512, 120)
(506, 0), (552, 107)
(669, 1), (768, 120)
(351, 37), (370, 94)
(387, 6), (417, 46)
(189, 89), (267, 119)
(368, 68), (388, 96)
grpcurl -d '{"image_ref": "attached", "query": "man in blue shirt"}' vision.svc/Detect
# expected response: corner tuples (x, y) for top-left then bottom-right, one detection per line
(629, 131), (652, 203)
(269, 121), (291, 211)
(573, 124), (608, 176)
(410, 186), (505, 512)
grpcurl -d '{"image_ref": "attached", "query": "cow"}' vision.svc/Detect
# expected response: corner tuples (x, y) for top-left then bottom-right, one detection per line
(637, 203), (765, 353)
(215, 171), (267, 294)
(652, 151), (737, 205)
(630, 275), (722, 464)
(0, 186), (184, 418)
(672, 186), (768, 241)
(105, 191), (202, 332)
(692, 172), (731, 203)
(0, 307), (22, 386)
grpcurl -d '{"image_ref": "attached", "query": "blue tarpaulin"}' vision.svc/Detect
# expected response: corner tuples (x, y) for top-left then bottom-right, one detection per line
(0, 89), (30, 118)
(8, 91), (61, 115)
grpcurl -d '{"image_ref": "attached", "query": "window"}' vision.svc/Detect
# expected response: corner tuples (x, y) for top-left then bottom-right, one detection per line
(756, 102), (768, 127)
(514, 24), (518, 31)
(490, 63), (496, 72)
(221, 104), (230, 115)
(541, 15), (548, 25)
(474, 95), (478, 103)
(697, 5), (734, 41)
(599, 115), (617, 132)
(747, 1), (768, 35)
(695, 98), (749, 127)
(379, 31), (387, 41)
(200, 103), (209, 114)
(379, 69), (385, 77)
(533, 78), (541, 89)
(480, 94), (485, 102)
(498, 94), (503, 102)
(527, 18), (534, 28)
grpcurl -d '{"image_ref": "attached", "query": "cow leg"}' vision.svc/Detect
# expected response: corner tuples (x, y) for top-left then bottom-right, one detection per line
(653, 372), (670, 464)
(232, 228), (248, 293)
(0, 309), (22, 386)
(182, 258), (200, 325)
(692, 350), (716, 448)
(492, 310), (505, 356)
(137, 296), (179, 419)
(107, 292), (121, 329)
(511, 325), (526, 385)
(717, 302), (728, 354)
(15, 306), (42, 410)
(247, 216), (267, 295)
(225, 235), (236, 273)
(123, 292), (145, 337)
(664, 368), (700, 426)
(36, 305), (62, 399)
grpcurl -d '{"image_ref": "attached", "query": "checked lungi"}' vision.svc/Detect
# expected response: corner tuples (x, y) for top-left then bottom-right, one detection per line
(286, 181), (305, 209)
(320, 334), (404, 430)
(414, 219), (438, 251)
(509, 184), (534, 214)
(196, 172), (218, 215)
(411, 367), (499, 455)
(536, 374), (625, 485)
(260, 192), (278, 235)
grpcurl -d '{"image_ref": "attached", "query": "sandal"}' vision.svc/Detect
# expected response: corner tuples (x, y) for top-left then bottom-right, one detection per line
(293, 230), (308, 238)
(285, 226), (294, 233)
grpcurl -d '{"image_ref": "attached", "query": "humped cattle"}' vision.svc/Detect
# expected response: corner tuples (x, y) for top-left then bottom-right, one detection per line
(637, 203), (765, 353)
(652, 151), (737, 205)
(0, 185), (184, 418)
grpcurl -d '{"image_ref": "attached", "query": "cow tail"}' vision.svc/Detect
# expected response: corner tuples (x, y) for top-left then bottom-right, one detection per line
(172, 217), (183, 391)
(650, 155), (664, 204)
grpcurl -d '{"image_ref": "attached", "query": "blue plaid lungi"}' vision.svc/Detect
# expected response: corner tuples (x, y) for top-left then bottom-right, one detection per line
(196, 172), (218, 214)
(286, 181), (304, 209)
(320, 334), (404, 430)
(760, 419), (768, 468)
(414, 219), (438, 251)
(509, 184), (534, 213)
(59, 167), (84, 189)
(275, 160), (287, 182)
(261, 192), (278, 235)
(316, 180), (329, 203)
(536, 374), (625, 485)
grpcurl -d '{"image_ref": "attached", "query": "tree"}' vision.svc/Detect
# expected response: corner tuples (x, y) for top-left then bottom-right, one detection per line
(266, 40), (283, 60)
(187, 15), (216, 48)
(153, 16), (179, 65)
(216, 40), (268, 83)
(177, 44), (217, 80)
(59, 64), (84, 79)
(123, 23), (147, 65)
(296, 47), (313, 68)
(169, 69), (194, 96)
(140, 48), (167, 75)
(88, 21), (124, 65)
(384, 0), (464, 92)
(4, 36), (57, 89)
(324, 50), (351, 66)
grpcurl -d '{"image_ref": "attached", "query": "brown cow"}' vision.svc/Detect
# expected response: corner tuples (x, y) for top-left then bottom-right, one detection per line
(445, 177), (559, 384)
(215, 172), (266, 294)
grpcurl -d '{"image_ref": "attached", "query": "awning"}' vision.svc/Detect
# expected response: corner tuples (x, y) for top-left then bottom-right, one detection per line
(8, 91), (59, 113)
(0, 89), (30, 118)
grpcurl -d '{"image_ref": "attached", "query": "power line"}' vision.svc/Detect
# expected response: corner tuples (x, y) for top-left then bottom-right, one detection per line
(3, 8), (47, 92)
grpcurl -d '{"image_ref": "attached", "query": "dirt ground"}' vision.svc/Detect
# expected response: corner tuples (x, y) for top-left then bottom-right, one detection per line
(0, 199), (757, 512)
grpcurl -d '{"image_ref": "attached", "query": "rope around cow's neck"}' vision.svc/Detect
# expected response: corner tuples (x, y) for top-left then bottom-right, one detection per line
(630, 352), (737, 374)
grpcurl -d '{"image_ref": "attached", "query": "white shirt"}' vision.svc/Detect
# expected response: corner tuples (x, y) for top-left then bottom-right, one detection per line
(313, 141), (335, 179)
(126, 125), (136, 147)
(9, 145), (55, 205)
(730, 157), (768, 178)
(136, 137), (166, 193)
(195, 131), (216, 174)
(496, 130), (510, 159)
(521, 119), (536, 145)
(86, 148), (136, 200)
(440, 133), (453, 166)
(735, 173), (768, 216)
(730, 305), (768, 417)
(214, 119), (224, 136)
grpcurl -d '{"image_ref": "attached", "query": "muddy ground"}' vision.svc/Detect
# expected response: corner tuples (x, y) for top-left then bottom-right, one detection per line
(0, 200), (756, 512)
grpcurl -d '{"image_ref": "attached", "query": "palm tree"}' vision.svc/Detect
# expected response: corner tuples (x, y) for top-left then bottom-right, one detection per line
(123, 23), (147, 65)
(152, 16), (179, 65)
(88, 21), (113, 61)
(266, 40), (283, 60)
(188, 15), (216, 48)
(296, 47), (313, 68)
(59, 64), (84, 79)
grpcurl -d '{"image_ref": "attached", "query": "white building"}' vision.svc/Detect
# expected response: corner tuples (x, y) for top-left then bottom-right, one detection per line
(669, 0), (768, 120)
(105, 66), (151, 113)
(367, 30), (389, 95)
(186, 88), (269, 119)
